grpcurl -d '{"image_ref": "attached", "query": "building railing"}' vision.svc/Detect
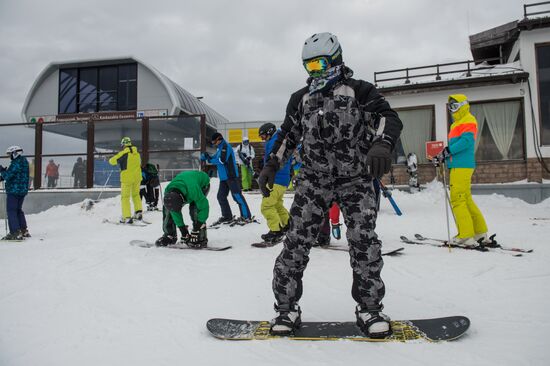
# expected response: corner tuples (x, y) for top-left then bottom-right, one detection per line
(524, 1), (550, 18)
(374, 57), (505, 86)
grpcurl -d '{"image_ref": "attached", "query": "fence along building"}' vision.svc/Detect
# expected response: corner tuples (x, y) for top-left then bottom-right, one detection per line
(9, 56), (229, 188)
(374, 2), (550, 187)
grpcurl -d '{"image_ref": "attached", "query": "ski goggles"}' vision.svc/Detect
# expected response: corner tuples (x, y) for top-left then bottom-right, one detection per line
(303, 57), (331, 76)
(448, 100), (468, 113)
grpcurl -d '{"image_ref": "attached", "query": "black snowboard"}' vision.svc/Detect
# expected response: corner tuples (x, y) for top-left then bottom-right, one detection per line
(206, 316), (470, 342)
(129, 240), (232, 251)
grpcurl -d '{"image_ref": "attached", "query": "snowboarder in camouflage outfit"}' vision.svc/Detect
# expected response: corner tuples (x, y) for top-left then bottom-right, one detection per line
(258, 32), (402, 338)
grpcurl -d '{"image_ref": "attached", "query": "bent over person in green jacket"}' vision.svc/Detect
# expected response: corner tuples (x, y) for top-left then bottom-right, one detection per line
(156, 170), (211, 248)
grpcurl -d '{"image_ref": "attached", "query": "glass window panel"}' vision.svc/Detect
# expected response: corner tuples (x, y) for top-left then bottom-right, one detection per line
(94, 119), (142, 153)
(149, 116), (201, 151)
(42, 122), (87, 154)
(59, 68), (77, 114)
(0, 125), (36, 155)
(536, 44), (550, 145)
(40, 155), (86, 189)
(79, 68), (98, 113)
(393, 108), (434, 164)
(471, 100), (525, 162)
(93, 154), (121, 188)
(99, 67), (118, 111)
(148, 151), (201, 182)
(118, 64), (137, 111)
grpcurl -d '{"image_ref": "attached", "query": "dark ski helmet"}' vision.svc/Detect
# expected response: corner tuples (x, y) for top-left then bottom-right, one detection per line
(210, 132), (223, 144)
(258, 123), (276, 138)
(164, 190), (185, 212)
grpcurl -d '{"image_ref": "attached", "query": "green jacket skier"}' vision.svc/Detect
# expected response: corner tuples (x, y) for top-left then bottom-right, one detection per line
(156, 170), (211, 248)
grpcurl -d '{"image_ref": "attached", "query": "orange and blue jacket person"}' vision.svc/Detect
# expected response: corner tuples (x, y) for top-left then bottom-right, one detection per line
(436, 94), (489, 246)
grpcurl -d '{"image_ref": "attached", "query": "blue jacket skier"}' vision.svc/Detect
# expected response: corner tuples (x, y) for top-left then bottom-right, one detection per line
(0, 146), (30, 240)
(201, 133), (252, 225)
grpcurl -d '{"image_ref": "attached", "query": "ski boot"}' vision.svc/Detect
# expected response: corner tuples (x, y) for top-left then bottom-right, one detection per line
(20, 228), (31, 238)
(133, 210), (143, 221)
(270, 303), (302, 335)
(474, 232), (497, 247)
(261, 230), (284, 243)
(313, 233), (330, 247)
(187, 224), (207, 248)
(119, 217), (134, 224)
(155, 234), (177, 247)
(451, 236), (478, 248)
(210, 216), (234, 227)
(355, 305), (392, 338)
(1, 231), (24, 241)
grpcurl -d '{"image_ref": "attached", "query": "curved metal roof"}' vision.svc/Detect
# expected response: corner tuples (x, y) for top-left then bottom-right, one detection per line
(21, 56), (228, 128)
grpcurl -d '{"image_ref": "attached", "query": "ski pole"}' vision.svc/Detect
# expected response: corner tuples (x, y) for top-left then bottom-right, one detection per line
(437, 164), (453, 252)
(96, 169), (114, 202)
(156, 164), (163, 205)
(1, 181), (7, 237)
(377, 179), (402, 216)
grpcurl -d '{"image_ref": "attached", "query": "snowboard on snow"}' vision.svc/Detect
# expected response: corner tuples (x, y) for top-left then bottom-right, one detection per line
(129, 239), (232, 251)
(206, 316), (470, 342)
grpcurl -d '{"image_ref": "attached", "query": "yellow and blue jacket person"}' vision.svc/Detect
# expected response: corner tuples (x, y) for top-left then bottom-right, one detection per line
(109, 137), (143, 220)
(443, 94), (488, 242)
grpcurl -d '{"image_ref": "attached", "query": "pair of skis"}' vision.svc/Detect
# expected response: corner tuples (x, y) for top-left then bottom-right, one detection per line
(251, 240), (404, 256)
(209, 216), (260, 230)
(401, 234), (532, 257)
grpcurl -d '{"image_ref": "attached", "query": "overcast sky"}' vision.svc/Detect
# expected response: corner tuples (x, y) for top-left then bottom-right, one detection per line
(0, 0), (529, 123)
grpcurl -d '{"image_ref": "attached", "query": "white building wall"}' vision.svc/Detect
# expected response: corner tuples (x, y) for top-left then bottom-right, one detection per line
(25, 70), (59, 121)
(136, 64), (173, 113)
(519, 28), (550, 157)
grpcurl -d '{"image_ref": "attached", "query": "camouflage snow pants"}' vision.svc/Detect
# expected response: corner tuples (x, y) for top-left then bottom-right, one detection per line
(272, 171), (385, 311)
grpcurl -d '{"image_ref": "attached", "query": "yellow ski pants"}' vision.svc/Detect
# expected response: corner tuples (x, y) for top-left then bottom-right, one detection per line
(121, 181), (143, 219)
(449, 168), (488, 238)
(261, 183), (289, 231)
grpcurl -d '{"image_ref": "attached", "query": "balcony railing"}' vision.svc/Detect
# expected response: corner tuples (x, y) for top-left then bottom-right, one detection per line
(524, 1), (550, 18)
(374, 57), (508, 86)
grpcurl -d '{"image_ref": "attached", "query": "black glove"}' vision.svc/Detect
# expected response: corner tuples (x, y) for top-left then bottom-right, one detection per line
(258, 157), (279, 197)
(188, 222), (207, 248)
(433, 147), (451, 166)
(0, 165), (5, 173)
(178, 226), (190, 243)
(245, 157), (251, 166)
(366, 142), (392, 179)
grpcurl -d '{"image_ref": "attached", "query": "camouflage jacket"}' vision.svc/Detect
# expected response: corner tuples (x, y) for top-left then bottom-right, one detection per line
(271, 67), (402, 178)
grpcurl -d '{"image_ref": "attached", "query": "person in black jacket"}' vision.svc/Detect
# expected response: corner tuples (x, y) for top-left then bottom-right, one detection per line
(259, 32), (402, 338)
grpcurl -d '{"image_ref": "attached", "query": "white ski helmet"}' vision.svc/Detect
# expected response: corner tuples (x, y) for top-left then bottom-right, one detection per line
(6, 145), (23, 159)
(302, 32), (342, 63)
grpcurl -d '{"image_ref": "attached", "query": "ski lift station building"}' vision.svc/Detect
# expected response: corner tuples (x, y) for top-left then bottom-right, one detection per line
(4, 56), (228, 190)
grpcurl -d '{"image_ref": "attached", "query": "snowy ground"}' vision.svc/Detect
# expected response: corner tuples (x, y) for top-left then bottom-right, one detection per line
(1, 179), (549, 366)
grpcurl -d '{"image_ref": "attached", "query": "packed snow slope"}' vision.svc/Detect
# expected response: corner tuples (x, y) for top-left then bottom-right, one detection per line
(1, 179), (549, 366)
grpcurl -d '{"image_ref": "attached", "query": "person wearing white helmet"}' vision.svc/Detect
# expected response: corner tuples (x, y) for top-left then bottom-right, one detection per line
(259, 32), (403, 338)
(235, 136), (255, 192)
(0, 146), (31, 240)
